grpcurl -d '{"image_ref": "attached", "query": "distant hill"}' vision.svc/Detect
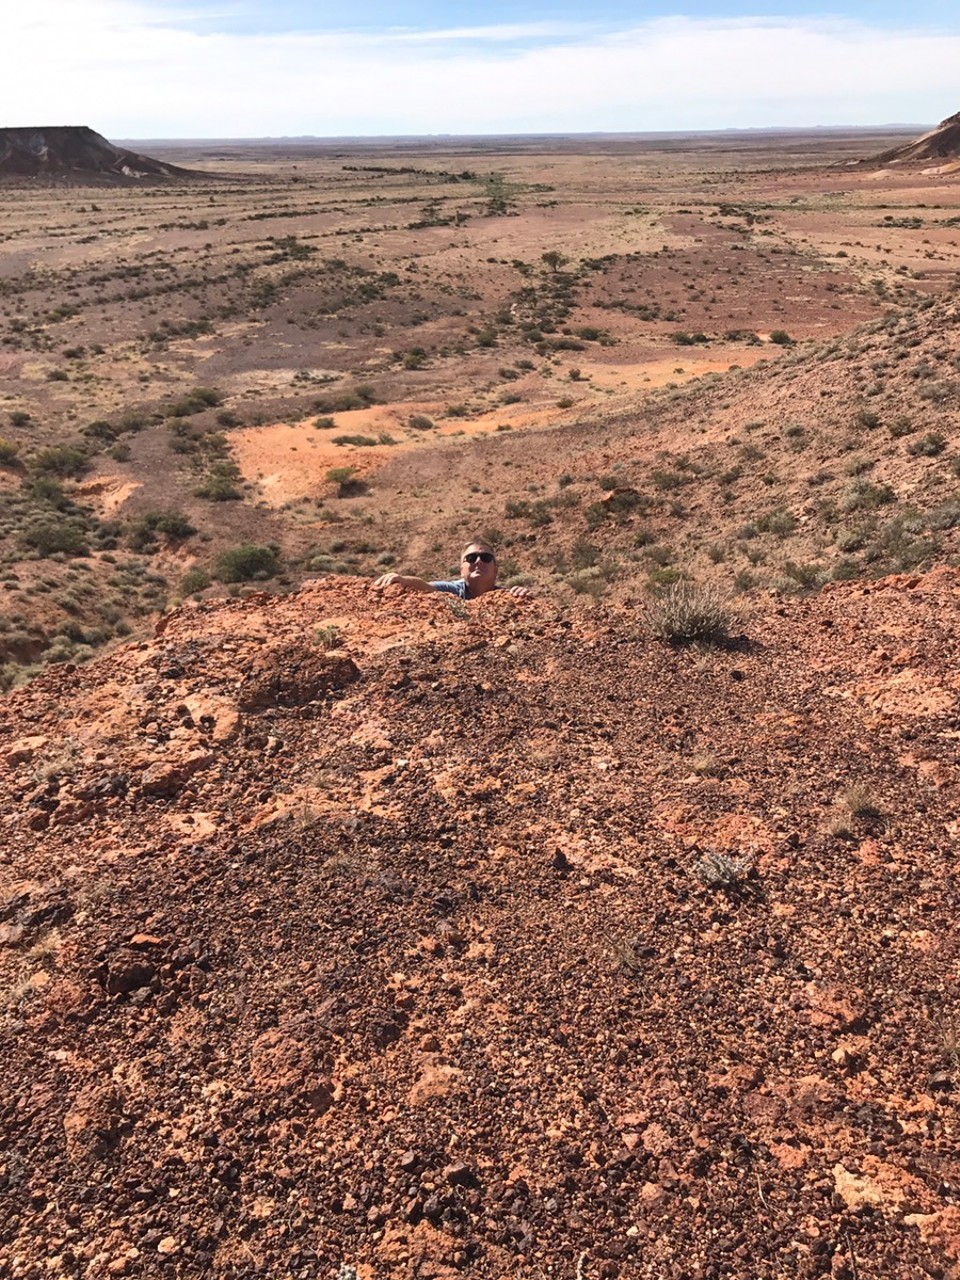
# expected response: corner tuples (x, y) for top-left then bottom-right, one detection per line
(0, 126), (205, 181)
(874, 111), (960, 166)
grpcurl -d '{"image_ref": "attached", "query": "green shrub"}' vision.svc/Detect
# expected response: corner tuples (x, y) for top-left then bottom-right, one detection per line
(673, 331), (709, 346)
(333, 434), (378, 447)
(179, 568), (210, 595)
(213, 544), (279, 583)
(0, 438), (20, 465)
(505, 498), (553, 526)
(194, 466), (242, 500)
(832, 557), (861, 581)
(314, 624), (341, 650)
(31, 445), (88, 478)
(27, 476), (69, 508)
(648, 566), (683, 587)
(167, 387), (223, 418)
(9, 411), (31, 427)
(843, 479), (897, 511)
(781, 560), (824, 589)
(605, 488), (647, 516)
(757, 508), (797, 538)
(326, 466), (366, 497)
(650, 469), (686, 492)
(130, 512), (196, 550)
(21, 520), (88, 557)
(83, 420), (119, 443)
(694, 851), (750, 890)
(313, 385), (378, 414)
(769, 330), (793, 345)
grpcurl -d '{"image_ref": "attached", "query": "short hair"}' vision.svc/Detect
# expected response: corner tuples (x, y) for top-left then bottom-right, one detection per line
(462, 537), (496, 559)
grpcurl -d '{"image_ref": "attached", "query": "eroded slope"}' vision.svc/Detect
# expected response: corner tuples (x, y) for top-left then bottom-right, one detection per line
(1, 574), (959, 1278)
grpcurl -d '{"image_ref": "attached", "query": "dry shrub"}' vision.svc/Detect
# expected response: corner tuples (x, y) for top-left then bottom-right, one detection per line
(694, 851), (751, 890)
(645, 582), (733, 644)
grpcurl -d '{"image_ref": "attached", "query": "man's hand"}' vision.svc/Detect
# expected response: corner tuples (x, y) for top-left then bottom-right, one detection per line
(506, 585), (532, 599)
(372, 573), (434, 592)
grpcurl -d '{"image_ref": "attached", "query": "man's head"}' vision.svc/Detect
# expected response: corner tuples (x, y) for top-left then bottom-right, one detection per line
(460, 539), (498, 596)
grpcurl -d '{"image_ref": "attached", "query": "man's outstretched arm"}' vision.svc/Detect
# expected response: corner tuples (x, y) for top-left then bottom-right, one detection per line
(372, 572), (437, 592)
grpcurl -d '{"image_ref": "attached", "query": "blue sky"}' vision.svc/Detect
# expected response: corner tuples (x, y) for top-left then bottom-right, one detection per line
(5, 2), (959, 137)
(204, 1), (960, 34)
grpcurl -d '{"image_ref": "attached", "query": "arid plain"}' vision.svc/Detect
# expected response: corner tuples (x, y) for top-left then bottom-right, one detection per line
(3, 129), (960, 1280)
(1, 128), (960, 677)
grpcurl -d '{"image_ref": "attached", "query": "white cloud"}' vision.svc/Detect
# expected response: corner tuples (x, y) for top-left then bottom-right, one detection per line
(4, 4), (958, 136)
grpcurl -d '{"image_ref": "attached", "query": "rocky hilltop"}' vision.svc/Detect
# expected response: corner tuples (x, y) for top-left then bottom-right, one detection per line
(1, 571), (959, 1278)
(0, 127), (202, 182)
(874, 111), (960, 167)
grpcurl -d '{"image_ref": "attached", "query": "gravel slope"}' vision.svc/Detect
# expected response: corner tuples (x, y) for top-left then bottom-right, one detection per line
(1, 574), (959, 1279)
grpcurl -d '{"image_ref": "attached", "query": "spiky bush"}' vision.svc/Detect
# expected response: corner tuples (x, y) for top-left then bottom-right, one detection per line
(645, 582), (733, 644)
(694, 851), (751, 890)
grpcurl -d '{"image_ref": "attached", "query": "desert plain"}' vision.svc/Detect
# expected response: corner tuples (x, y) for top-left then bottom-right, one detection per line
(1, 128), (960, 1280)
(1, 127), (959, 671)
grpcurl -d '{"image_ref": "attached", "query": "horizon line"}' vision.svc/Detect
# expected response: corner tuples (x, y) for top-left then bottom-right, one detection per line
(107, 123), (932, 144)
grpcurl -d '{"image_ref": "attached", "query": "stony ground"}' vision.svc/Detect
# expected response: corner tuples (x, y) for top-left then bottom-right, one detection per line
(2, 571), (959, 1279)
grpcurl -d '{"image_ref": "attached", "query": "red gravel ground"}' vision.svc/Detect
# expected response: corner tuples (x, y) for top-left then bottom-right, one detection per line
(1, 571), (959, 1279)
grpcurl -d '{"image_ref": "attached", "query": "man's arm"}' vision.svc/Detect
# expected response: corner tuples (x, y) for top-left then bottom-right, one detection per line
(372, 573), (438, 592)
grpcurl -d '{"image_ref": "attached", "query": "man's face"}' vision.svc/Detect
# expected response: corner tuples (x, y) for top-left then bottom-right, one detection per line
(460, 544), (497, 592)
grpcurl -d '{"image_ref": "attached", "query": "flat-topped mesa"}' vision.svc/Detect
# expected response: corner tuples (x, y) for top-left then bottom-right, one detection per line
(873, 110), (960, 166)
(0, 125), (206, 181)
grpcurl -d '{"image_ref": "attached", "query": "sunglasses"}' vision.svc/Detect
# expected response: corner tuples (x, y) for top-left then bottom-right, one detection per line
(463, 551), (495, 564)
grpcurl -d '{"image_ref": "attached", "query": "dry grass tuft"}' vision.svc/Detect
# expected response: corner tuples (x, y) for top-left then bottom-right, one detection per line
(605, 934), (645, 975)
(840, 784), (885, 821)
(827, 784), (885, 836)
(645, 582), (734, 644)
(690, 752), (723, 777)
